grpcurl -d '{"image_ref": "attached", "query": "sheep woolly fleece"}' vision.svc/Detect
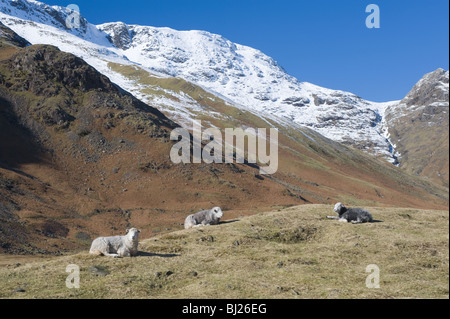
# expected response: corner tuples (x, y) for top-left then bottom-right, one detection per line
(89, 228), (141, 257)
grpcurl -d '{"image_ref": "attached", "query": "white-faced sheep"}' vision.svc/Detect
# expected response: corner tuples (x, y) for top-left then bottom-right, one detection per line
(184, 207), (223, 229)
(327, 203), (373, 224)
(89, 228), (141, 257)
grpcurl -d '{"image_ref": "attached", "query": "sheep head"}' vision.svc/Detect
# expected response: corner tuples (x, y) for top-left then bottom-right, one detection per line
(126, 228), (141, 241)
(212, 207), (223, 219)
(334, 203), (346, 215)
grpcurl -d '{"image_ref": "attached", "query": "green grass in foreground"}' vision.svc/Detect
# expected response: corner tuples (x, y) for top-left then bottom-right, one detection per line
(0, 204), (448, 299)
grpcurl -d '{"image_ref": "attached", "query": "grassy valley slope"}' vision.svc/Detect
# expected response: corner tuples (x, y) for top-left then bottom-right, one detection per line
(0, 204), (448, 299)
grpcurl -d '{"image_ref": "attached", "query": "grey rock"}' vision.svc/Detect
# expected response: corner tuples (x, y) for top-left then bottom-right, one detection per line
(88, 265), (110, 277)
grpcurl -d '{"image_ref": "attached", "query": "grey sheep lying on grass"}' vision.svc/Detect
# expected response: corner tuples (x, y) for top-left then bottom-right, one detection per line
(327, 203), (373, 224)
(89, 228), (141, 257)
(184, 207), (223, 229)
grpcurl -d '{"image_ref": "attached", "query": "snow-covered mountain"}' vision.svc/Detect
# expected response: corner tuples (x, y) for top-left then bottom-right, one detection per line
(98, 21), (397, 156)
(1, 0), (400, 162)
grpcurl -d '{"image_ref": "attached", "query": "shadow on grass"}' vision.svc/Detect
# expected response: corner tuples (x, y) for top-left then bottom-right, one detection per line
(219, 219), (240, 225)
(138, 252), (180, 258)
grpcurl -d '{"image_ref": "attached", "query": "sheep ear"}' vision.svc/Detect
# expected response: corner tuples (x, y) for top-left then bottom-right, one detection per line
(126, 228), (130, 234)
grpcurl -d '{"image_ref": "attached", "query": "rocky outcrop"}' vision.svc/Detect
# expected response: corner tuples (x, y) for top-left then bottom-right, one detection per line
(0, 20), (29, 47)
(401, 68), (449, 107)
(100, 22), (133, 50)
(384, 69), (449, 186)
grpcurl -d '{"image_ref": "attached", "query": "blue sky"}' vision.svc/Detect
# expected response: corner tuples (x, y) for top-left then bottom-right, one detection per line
(45, 0), (449, 102)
